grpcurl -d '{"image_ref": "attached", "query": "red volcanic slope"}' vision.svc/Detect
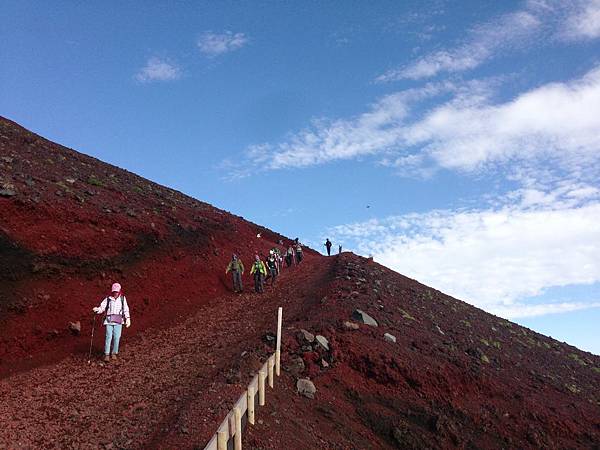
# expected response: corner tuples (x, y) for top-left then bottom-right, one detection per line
(0, 116), (312, 376)
(0, 117), (599, 449)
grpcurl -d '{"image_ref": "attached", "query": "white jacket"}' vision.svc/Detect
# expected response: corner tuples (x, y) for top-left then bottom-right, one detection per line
(96, 295), (130, 325)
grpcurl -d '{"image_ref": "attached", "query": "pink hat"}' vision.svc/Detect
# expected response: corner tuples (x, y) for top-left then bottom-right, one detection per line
(111, 283), (122, 293)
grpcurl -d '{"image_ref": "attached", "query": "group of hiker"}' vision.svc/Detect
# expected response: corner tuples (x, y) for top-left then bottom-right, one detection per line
(90, 237), (342, 363)
(225, 238), (306, 294)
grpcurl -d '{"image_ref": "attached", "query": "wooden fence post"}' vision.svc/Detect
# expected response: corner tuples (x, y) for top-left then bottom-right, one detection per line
(276, 307), (282, 376)
(247, 386), (255, 425)
(258, 370), (266, 406)
(217, 430), (227, 450)
(268, 355), (274, 388)
(234, 407), (242, 450)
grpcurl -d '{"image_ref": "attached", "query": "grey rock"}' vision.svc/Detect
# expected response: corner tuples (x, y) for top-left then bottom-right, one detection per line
(296, 379), (316, 399)
(384, 333), (397, 343)
(352, 309), (378, 327)
(68, 321), (81, 335)
(343, 321), (360, 330)
(0, 189), (16, 197)
(315, 335), (329, 351)
(298, 329), (315, 343)
(286, 356), (305, 377)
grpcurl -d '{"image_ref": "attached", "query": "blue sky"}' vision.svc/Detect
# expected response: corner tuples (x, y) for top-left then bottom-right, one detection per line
(2, 0), (600, 354)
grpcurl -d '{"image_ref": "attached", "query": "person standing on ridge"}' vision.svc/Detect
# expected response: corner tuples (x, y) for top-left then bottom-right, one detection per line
(225, 254), (244, 293)
(324, 238), (332, 256)
(250, 255), (267, 293)
(339, 244), (342, 254)
(92, 283), (131, 363)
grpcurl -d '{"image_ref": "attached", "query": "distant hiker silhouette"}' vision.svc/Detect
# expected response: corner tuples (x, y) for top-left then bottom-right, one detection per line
(325, 238), (332, 256)
(338, 244), (342, 254)
(225, 254), (244, 293)
(92, 283), (131, 362)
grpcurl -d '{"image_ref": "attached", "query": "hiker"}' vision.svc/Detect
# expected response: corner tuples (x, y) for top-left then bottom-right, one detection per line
(250, 255), (267, 293)
(266, 253), (278, 285)
(324, 238), (332, 256)
(295, 243), (304, 264)
(92, 283), (131, 362)
(285, 245), (294, 267)
(225, 254), (244, 293)
(338, 244), (342, 254)
(271, 247), (283, 274)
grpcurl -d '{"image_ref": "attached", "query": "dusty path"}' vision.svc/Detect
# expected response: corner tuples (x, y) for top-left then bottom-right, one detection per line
(0, 255), (335, 449)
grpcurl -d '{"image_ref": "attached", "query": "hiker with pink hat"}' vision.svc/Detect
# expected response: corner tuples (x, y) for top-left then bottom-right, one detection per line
(92, 282), (131, 362)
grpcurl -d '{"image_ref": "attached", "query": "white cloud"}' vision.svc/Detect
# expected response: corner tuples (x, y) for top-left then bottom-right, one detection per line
(377, 0), (600, 82)
(377, 10), (540, 81)
(490, 301), (600, 319)
(197, 31), (248, 56)
(240, 66), (600, 181)
(560, 0), (600, 40)
(328, 195), (600, 318)
(135, 57), (181, 83)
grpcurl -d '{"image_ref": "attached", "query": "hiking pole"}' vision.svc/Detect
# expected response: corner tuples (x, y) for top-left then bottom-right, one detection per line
(87, 313), (97, 364)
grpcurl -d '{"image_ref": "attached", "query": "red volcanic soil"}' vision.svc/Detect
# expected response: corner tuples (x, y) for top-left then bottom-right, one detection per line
(1, 117), (599, 449)
(0, 116), (311, 376)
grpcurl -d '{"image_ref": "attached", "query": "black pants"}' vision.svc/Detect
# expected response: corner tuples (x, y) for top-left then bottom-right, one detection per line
(296, 252), (303, 264)
(254, 273), (264, 293)
(268, 267), (277, 284)
(285, 254), (293, 267)
(326, 246), (331, 256)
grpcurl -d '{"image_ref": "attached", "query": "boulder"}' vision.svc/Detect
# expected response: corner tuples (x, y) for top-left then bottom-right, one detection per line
(296, 379), (316, 399)
(286, 356), (305, 377)
(68, 321), (81, 335)
(343, 321), (359, 330)
(352, 309), (378, 327)
(315, 335), (329, 351)
(384, 333), (396, 343)
(298, 329), (315, 343)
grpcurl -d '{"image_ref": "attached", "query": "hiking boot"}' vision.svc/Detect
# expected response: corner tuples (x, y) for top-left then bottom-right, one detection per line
(111, 354), (118, 361)
(103, 355), (110, 362)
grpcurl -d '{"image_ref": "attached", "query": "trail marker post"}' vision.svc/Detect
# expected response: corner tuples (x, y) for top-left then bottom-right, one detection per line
(275, 307), (282, 376)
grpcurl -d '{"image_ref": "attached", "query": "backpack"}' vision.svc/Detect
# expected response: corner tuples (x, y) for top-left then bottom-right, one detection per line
(105, 295), (125, 324)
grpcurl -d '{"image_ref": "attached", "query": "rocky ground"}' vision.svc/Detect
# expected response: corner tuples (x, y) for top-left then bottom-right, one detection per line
(1, 117), (599, 449)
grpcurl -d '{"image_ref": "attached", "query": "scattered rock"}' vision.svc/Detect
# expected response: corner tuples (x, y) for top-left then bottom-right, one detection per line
(0, 189), (16, 197)
(65, 177), (76, 184)
(0, 156), (14, 163)
(343, 321), (359, 330)
(68, 321), (81, 335)
(435, 325), (445, 335)
(352, 309), (378, 327)
(298, 329), (315, 344)
(286, 356), (305, 377)
(263, 331), (276, 342)
(296, 379), (316, 399)
(321, 359), (329, 368)
(384, 333), (397, 343)
(315, 335), (329, 351)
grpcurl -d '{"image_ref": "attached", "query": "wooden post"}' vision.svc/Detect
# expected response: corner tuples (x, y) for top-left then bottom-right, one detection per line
(276, 307), (282, 376)
(258, 370), (266, 406)
(247, 386), (255, 425)
(267, 356), (274, 388)
(217, 430), (227, 450)
(234, 407), (242, 450)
